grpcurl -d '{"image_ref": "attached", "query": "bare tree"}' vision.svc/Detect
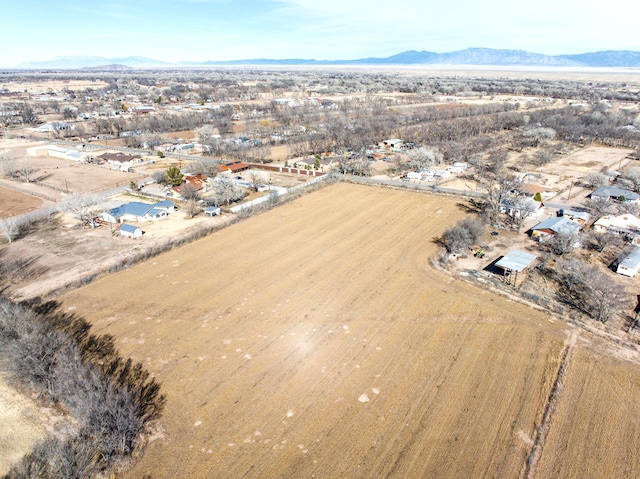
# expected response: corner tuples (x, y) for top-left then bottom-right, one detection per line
(61, 194), (101, 228)
(179, 182), (201, 201)
(0, 217), (21, 243)
(588, 196), (614, 221)
(0, 150), (16, 177)
(188, 160), (220, 179)
(62, 107), (76, 120)
(18, 102), (37, 125)
(151, 170), (166, 185)
(15, 158), (38, 183)
(248, 170), (268, 192)
(623, 167), (640, 192)
(184, 199), (201, 219)
(557, 259), (630, 322)
(584, 172), (609, 188)
(585, 230), (624, 253)
(406, 146), (443, 171)
(211, 176), (244, 206)
(547, 232), (582, 256)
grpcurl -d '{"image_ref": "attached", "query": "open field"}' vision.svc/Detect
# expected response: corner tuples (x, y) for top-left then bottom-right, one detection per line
(59, 182), (598, 478)
(28, 155), (144, 193)
(0, 186), (43, 218)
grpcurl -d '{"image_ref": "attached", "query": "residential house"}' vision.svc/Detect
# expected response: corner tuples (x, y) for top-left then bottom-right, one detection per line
(447, 162), (468, 173)
(593, 214), (640, 244)
(530, 216), (581, 241)
(591, 186), (640, 204)
(500, 197), (545, 219)
(615, 246), (640, 277)
(521, 182), (556, 201)
(101, 200), (175, 223)
(170, 174), (208, 198)
(558, 209), (591, 225)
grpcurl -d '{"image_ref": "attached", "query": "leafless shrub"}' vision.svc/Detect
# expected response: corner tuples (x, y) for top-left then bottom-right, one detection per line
(584, 172), (609, 188)
(546, 232), (582, 256)
(440, 218), (484, 254)
(0, 298), (165, 477)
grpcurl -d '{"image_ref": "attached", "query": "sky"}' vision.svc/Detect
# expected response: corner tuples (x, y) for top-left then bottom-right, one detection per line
(1, 0), (639, 66)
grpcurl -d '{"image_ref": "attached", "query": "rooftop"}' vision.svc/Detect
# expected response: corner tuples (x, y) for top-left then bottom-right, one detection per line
(592, 186), (639, 201)
(531, 216), (581, 235)
(495, 250), (537, 272)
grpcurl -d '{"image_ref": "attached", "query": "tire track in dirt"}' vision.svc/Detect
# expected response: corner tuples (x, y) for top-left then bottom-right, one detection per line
(523, 328), (578, 479)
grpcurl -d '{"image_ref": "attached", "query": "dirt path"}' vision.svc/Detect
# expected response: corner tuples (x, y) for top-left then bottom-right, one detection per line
(523, 328), (579, 478)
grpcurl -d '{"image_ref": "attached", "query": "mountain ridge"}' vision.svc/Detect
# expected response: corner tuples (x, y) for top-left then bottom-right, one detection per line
(17, 48), (640, 69)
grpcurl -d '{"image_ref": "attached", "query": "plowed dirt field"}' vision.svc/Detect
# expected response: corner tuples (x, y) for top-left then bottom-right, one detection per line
(61, 183), (640, 478)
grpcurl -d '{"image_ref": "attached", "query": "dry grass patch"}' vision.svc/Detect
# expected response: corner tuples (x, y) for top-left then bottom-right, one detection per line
(0, 378), (45, 475)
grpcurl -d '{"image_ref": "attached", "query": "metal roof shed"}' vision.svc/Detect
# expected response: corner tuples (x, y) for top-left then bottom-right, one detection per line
(495, 250), (537, 286)
(120, 224), (143, 239)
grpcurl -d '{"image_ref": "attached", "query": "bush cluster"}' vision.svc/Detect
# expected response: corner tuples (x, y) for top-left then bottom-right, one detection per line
(0, 299), (165, 478)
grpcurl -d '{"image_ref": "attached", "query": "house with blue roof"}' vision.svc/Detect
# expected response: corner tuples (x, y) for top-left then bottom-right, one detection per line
(101, 200), (175, 223)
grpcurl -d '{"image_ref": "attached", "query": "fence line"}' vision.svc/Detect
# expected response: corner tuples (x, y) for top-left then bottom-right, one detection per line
(247, 163), (325, 177)
(336, 174), (486, 199)
(0, 179), (59, 202)
(229, 174), (331, 213)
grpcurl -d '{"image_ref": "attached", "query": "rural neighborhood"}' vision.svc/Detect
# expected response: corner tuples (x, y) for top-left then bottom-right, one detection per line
(1, 65), (640, 479)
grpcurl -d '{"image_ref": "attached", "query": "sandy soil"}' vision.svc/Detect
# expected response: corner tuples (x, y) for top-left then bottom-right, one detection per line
(0, 379), (45, 476)
(0, 186), (43, 218)
(61, 183), (580, 479)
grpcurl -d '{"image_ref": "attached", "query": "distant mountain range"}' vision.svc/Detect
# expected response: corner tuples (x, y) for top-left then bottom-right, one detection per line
(17, 49), (640, 69)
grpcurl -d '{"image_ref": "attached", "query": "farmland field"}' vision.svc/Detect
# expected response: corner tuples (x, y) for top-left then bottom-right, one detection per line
(0, 186), (43, 218)
(61, 183), (640, 478)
